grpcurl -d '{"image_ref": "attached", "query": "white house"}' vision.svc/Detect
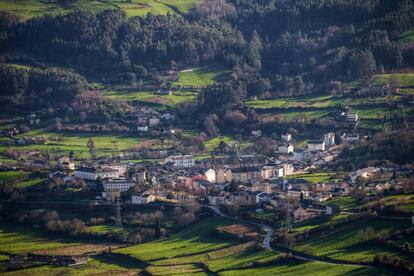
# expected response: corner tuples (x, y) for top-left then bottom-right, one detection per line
(346, 113), (359, 122)
(164, 155), (195, 167)
(323, 133), (335, 147)
(278, 144), (294, 154)
(132, 193), (156, 205)
(149, 117), (160, 127)
(281, 133), (292, 142)
(343, 133), (360, 143)
(137, 125), (149, 132)
(252, 130), (262, 138)
(204, 168), (216, 183)
(274, 167), (284, 178)
(103, 178), (135, 192)
(308, 140), (325, 152)
(282, 163), (294, 176)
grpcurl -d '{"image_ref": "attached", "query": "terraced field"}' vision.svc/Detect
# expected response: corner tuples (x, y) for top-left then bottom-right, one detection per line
(114, 217), (385, 275)
(0, 0), (199, 20)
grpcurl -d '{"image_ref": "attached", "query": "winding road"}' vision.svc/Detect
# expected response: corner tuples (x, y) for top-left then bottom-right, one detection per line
(206, 205), (396, 274)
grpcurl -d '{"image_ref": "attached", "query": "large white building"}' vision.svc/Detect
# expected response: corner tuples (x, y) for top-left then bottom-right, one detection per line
(103, 178), (136, 192)
(164, 155), (195, 167)
(308, 140), (325, 152)
(75, 166), (119, 180)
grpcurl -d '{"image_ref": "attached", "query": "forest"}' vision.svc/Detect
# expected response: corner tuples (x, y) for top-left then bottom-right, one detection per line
(0, 0), (413, 114)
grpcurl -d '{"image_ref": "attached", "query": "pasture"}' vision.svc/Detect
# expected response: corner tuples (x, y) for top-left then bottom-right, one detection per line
(101, 89), (196, 108)
(0, 0), (199, 20)
(173, 63), (230, 89)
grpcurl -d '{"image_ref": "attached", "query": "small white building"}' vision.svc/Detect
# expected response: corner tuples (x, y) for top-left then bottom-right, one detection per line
(278, 144), (294, 154)
(343, 133), (360, 143)
(165, 155), (195, 167)
(308, 140), (325, 152)
(282, 163), (294, 176)
(149, 117), (160, 127)
(346, 113), (359, 122)
(137, 125), (149, 132)
(281, 133), (292, 142)
(204, 168), (216, 183)
(252, 130), (262, 138)
(323, 133), (335, 147)
(132, 193), (156, 205)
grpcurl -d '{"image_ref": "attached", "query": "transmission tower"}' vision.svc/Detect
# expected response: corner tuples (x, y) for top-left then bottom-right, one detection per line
(115, 196), (122, 228)
(285, 202), (292, 231)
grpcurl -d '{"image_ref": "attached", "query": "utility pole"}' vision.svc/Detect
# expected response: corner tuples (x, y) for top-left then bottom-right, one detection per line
(115, 196), (122, 228)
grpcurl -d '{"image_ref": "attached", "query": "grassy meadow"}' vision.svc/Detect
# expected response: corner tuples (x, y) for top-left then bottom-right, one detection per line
(0, 129), (144, 159)
(0, 0), (200, 20)
(173, 63), (230, 89)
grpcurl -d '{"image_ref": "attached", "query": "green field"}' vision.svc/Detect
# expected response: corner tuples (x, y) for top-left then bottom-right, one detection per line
(15, 177), (45, 188)
(1, 129), (144, 159)
(4, 254), (141, 275)
(373, 73), (414, 87)
(173, 63), (230, 89)
(398, 28), (414, 44)
(287, 173), (341, 184)
(0, 0), (199, 20)
(101, 89), (196, 108)
(294, 217), (412, 263)
(0, 224), (80, 254)
(0, 171), (28, 183)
